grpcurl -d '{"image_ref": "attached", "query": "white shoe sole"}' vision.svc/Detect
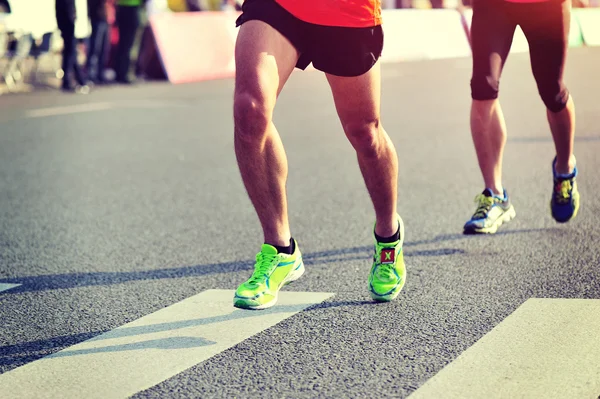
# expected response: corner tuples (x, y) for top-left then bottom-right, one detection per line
(234, 260), (305, 310)
(466, 205), (516, 234)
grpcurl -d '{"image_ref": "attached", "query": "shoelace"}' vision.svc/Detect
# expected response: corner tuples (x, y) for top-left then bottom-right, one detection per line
(554, 179), (573, 204)
(377, 264), (394, 280)
(473, 194), (495, 218)
(374, 248), (395, 280)
(248, 251), (279, 285)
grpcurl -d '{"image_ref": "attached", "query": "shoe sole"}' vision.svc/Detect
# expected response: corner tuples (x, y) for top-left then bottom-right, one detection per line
(464, 205), (516, 235)
(233, 261), (305, 311)
(370, 272), (406, 302)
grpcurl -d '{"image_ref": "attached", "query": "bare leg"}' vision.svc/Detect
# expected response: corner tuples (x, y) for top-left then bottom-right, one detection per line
(521, 0), (576, 175)
(326, 62), (399, 238)
(470, 99), (508, 196)
(468, 0), (515, 197)
(547, 95), (576, 174)
(233, 21), (299, 246)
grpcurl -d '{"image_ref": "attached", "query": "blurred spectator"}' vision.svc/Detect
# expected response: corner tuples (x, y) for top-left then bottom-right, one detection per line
(146, 0), (172, 14)
(0, 0), (10, 13)
(115, 0), (143, 84)
(87, 0), (110, 84)
(185, 0), (200, 11)
(398, 0), (446, 8)
(221, 0), (242, 10)
(56, 0), (89, 93)
(167, 0), (188, 11)
(134, 0), (165, 81)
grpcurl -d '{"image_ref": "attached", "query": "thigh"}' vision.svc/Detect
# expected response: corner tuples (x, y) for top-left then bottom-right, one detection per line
(326, 61), (381, 130)
(471, 0), (516, 82)
(311, 24), (383, 78)
(519, 0), (570, 85)
(234, 20), (299, 110)
(236, 0), (308, 56)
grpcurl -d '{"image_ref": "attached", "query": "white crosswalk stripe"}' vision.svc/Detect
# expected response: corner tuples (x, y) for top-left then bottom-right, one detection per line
(409, 298), (600, 399)
(0, 289), (334, 399)
(0, 284), (21, 294)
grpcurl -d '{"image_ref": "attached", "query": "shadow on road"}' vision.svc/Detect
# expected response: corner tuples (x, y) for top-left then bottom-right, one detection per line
(0, 303), (320, 367)
(0, 227), (565, 370)
(48, 336), (217, 359)
(0, 228), (559, 295)
(508, 135), (600, 143)
(0, 331), (103, 369)
(304, 300), (375, 311)
(0, 301), (374, 370)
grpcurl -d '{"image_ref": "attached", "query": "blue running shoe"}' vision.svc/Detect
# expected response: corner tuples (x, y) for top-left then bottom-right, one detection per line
(550, 157), (580, 223)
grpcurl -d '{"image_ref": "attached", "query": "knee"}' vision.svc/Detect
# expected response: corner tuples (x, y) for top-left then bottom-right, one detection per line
(233, 91), (270, 144)
(471, 74), (499, 101)
(344, 119), (382, 159)
(538, 81), (569, 113)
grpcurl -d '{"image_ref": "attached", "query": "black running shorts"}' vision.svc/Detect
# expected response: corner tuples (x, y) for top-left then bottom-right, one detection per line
(235, 0), (384, 77)
(470, 0), (570, 112)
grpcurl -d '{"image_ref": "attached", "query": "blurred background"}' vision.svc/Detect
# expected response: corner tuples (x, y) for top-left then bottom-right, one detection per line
(0, 0), (597, 95)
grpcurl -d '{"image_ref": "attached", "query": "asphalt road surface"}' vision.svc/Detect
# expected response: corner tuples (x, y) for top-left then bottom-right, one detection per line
(1, 47), (599, 399)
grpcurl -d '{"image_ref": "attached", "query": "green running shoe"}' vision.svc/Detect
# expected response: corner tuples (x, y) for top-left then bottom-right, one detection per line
(369, 216), (406, 302)
(234, 239), (304, 310)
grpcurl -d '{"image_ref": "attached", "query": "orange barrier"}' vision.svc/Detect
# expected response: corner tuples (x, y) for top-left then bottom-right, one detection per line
(150, 11), (240, 84)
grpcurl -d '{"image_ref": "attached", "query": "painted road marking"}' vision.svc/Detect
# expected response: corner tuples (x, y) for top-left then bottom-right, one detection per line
(24, 101), (187, 119)
(0, 289), (333, 399)
(25, 103), (114, 118)
(0, 283), (21, 293)
(409, 298), (600, 399)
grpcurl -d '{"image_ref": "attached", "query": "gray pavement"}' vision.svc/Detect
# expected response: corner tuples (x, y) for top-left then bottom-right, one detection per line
(0, 47), (599, 398)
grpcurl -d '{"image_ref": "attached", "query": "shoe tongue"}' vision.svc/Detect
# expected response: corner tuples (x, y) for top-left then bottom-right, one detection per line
(482, 188), (494, 197)
(260, 244), (278, 256)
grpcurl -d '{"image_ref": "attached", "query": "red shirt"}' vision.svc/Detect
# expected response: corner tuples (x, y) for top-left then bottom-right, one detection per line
(274, 0), (382, 28)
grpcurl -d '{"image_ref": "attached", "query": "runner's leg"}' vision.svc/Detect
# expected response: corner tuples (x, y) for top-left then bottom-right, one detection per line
(233, 20), (299, 247)
(326, 62), (398, 238)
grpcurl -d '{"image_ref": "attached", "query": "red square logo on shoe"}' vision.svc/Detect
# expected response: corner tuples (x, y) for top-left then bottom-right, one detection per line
(381, 248), (395, 264)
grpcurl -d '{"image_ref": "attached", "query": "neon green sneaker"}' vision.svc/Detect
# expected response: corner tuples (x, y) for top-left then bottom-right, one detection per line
(234, 239), (304, 310)
(369, 216), (406, 302)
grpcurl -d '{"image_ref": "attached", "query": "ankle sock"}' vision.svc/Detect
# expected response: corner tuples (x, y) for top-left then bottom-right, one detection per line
(375, 225), (400, 244)
(271, 238), (294, 255)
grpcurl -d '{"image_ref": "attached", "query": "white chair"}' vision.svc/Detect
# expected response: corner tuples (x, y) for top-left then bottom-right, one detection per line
(0, 28), (8, 94)
(2, 30), (32, 91)
(29, 30), (63, 86)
